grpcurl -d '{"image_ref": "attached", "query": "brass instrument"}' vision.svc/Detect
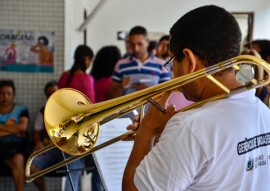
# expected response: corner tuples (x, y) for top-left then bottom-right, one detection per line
(25, 55), (270, 182)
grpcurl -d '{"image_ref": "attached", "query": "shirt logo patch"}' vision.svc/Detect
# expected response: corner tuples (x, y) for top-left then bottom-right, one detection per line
(237, 132), (270, 155)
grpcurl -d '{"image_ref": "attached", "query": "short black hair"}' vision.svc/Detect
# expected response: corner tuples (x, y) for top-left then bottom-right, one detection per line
(129, 26), (148, 37)
(0, 79), (16, 95)
(44, 80), (58, 97)
(65, 45), (94, 87)
(148, 40), (157, 53)
(170, 5), (241, 66)
(158, 35), (170, 43)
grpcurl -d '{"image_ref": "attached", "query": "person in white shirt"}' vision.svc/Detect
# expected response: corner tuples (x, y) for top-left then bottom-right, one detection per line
(122, 5), (270, 191)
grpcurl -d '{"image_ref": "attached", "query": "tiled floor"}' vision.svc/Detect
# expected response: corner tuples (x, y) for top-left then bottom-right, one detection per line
(0, 176), (63, 191)
(0, 173), (92, 191)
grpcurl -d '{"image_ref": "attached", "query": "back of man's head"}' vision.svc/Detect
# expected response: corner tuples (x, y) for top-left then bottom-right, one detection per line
(170, 5), (241, 66)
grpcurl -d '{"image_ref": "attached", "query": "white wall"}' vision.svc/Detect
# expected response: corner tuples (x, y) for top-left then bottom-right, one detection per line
(84, 0), (270, 55)
(253, 5), (270, 39)
(65, 0), (91, 71)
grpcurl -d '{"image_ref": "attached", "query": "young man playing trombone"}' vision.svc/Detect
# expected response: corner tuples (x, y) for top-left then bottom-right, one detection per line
(123, 5), (270, 191)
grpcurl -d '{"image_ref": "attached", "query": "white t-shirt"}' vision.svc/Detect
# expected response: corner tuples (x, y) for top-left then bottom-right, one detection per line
(34, 111), (44, 131)
(134, 89), (270, 191)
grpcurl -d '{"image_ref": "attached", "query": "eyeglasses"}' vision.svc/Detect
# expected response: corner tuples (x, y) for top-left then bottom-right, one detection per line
(163, 52), (179, 72)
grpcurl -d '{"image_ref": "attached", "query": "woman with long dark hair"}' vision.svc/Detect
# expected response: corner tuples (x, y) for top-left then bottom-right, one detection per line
(91, 45), (121, 102)
(57, 45), (95, 191)
(59, 44), (95, 103)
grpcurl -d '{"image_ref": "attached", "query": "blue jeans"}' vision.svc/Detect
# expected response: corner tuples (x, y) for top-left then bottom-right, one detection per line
(92, 170), (104, 191)
(33, 148), (85, 191)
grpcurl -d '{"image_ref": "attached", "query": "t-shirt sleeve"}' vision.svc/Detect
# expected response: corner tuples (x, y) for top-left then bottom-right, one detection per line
(20, 106), (29, 119)
(111, 61), (122, 83)
(134, 116), (207, 190)
(34, 111), (44, 131)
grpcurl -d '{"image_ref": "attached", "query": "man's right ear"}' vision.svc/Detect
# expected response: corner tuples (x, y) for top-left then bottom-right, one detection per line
(182, 48), (198, 73)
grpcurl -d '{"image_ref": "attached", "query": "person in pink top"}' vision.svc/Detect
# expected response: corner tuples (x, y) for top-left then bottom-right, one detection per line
(57, 45), (96, 190)
(90, 45), (121, 103)
(58, 44), (95, 103)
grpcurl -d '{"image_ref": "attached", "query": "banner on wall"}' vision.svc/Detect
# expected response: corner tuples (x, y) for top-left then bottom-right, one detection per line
(0, 30), (54, 73)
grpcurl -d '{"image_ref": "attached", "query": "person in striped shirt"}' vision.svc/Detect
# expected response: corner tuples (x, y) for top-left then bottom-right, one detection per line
(108, 26), (171, 99)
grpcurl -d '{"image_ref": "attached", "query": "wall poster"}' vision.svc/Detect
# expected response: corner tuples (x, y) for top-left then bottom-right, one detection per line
(0, 29), (54, 73)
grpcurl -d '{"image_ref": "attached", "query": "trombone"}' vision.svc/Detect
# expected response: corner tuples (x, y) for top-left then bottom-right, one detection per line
(25, 55), (270, 182)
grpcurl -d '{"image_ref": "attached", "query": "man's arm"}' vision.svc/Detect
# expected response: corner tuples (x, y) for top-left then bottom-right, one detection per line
(0, 116), (29, 136)
(123, 126), (155, 191)
(122, 92), (175, 190)
(33, 130), (44, 150)
(33, 111), (45, 150)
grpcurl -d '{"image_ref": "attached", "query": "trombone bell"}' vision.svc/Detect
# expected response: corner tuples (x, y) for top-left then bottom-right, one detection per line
(44, 88), (100, 156)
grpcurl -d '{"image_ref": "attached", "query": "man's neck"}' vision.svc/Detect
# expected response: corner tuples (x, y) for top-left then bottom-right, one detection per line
(136, 53), (150, 63)
(0, 104), (13, 114)
(200, 73), (243, 101)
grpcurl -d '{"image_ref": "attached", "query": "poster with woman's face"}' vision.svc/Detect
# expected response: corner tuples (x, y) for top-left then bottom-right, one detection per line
(0, 29), (54, 73)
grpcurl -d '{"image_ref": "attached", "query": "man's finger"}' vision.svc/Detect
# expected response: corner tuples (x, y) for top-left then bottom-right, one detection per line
(158, 91), (173, 106)
(167, 104), (176, 114)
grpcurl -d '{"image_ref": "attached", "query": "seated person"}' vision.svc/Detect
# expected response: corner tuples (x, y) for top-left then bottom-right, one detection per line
(31, 80), (84, 191)
(0, 79), (29, 191)
(32, 80), (58, 150)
